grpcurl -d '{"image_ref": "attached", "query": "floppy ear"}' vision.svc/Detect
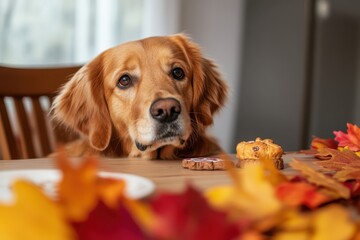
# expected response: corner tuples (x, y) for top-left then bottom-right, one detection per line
(171, 34), (228, 130)
(194, 58), (228, 127)
(51, 55), (112, 151)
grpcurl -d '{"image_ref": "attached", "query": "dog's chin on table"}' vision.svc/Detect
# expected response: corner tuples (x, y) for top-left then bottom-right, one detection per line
(130, 137), (186, 159)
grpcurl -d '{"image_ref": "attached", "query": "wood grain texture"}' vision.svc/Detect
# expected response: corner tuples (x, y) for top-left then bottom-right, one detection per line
(0, 153), (308, 193)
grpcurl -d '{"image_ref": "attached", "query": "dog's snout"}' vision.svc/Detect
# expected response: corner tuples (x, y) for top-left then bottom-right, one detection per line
(150, 98), (181, 123)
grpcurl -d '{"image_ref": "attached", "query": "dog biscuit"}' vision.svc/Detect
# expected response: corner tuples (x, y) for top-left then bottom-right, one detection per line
(182, 157), (232, 170)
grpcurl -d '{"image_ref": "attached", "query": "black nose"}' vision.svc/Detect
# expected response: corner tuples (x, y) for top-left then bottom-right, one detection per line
(150, 98), (181, 123)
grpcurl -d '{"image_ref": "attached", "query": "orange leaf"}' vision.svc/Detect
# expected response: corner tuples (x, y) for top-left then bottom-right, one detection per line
(97, 177), (126, 209)
(56, 151), (126, 221)
(314, 148), (360, 171)
(276, 182), (330, 209)
(289, 160), (350, 199)
(334, 123), (360, 151)
(311, 136), (338, 150)
(57, 154), (99, 221)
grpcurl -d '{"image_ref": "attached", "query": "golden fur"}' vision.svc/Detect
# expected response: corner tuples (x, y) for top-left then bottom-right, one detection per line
(51, 34), (228, 159)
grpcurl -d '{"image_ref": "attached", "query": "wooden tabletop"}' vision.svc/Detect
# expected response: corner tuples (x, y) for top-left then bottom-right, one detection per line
(0, 153), (309, 194)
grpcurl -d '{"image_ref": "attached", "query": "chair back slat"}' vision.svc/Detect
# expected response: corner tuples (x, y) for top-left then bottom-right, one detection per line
(0, 65), (81, 159)
(31, 96), (52, 156)
(14, 97), (36, 158)
(0, 97), (20, 159)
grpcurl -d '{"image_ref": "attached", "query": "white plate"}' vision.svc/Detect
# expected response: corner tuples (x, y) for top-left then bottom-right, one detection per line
(0, 169), (155, 202)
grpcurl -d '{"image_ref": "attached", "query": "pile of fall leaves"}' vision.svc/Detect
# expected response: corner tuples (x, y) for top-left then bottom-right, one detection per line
(1, 123), (360, 240)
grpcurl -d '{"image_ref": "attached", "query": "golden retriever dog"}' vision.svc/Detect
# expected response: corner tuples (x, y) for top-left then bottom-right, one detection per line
(51, 34), (228, 159)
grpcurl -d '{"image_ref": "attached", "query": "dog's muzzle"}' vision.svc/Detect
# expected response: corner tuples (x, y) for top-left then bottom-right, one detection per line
(135, 97), (185, 152)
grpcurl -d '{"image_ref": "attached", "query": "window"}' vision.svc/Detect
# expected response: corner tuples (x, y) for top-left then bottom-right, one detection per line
(0, 0), (179, 65)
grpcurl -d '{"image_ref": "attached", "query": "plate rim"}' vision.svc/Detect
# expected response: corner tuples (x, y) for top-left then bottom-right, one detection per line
(0, 168), (155, 200)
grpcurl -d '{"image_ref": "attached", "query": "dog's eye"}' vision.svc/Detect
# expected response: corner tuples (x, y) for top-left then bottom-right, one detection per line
(171, 67), (185, 80)
(117, 75), (132, 89)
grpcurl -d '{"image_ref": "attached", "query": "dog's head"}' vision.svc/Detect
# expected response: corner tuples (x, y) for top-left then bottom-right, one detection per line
(52, 34), (228, 157)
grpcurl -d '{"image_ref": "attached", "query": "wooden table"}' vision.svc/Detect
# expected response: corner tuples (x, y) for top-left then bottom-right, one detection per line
(0, 153), (307, 194)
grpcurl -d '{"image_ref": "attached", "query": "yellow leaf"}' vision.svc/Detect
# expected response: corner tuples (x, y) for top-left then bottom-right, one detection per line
(277, 210), (311, 231)
(270, 210), (312, 240)
(206, 164), (282, 220)
(311, 204), (355, 240)
(289, 160), (350, 199)
(205, 186), (234, 212)
(0, 180), (74, 240)
(258, 156), (288, 186)
(273, 205), (355, 240)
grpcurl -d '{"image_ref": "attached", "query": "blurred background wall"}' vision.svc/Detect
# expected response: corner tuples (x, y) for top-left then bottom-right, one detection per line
(1, 0), (359, 153)
(233, 0), (308, 151)
(179, 0), (245, 154)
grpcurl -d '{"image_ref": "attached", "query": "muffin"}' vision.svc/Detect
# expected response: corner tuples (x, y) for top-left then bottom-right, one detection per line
(236, 138), (284, 169)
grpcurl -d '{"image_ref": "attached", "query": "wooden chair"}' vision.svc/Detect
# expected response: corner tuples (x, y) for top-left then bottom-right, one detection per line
(0, 65), (81, 160)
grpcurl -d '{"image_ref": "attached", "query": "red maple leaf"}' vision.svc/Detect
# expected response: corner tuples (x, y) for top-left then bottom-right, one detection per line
(334, 123), (360, 151)
(150, 186), (241, 240)
(72, 200), (146, 240)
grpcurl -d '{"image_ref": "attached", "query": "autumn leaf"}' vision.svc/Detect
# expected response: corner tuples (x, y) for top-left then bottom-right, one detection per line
(312, 148), (360, 181)
(301, 137), (338, 155)
(344, 180), (360, 197)
(334, 123), (360, 151)
(314, 148), (360, 171)
(276, 182), (330, 209)
(241, 231), (265, 240)
(96, 177), (126, 209)
(311, 204), (356, 240)
(273, 230), (309, 240)
(311, 136), (338, 150)
(0, 180), (74, 240)
(289, 160), (350, 199)
(206, 164), (282, 221)
(56, 151), (126, 221)
(57, 154), (99, 221)
(273, 210), (311, 240)
(273, 204), (355, 240)
(257, 155), (288, 186)
(151, 185), (241, 240)
(72, 201), (146, 240)
(333, 168), (360, 182)
(339, 146), (360, 157)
